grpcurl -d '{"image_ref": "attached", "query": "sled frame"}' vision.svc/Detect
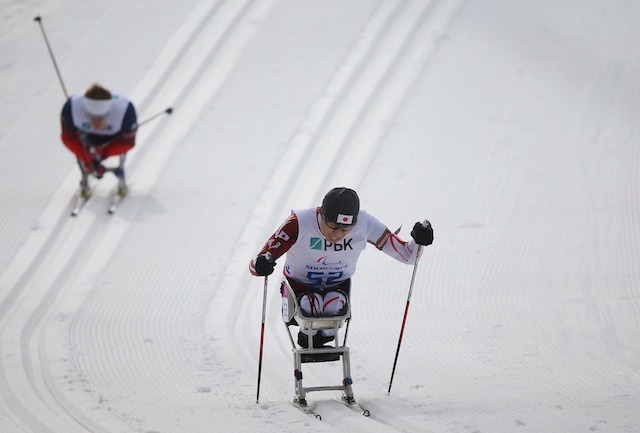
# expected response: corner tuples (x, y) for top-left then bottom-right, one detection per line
(281, 278), (355, 404)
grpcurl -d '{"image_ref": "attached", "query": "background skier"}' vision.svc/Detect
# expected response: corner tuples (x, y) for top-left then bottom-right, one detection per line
(60, 83), (137, 196)
(249, 186), (434, 348)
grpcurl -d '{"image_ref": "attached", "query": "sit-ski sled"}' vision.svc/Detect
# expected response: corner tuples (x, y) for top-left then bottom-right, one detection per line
(281, 278), (369, 417)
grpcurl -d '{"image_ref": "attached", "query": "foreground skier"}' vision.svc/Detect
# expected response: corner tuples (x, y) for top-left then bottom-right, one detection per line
(249, 187), (434, 348)
(60, 83), (137, 198)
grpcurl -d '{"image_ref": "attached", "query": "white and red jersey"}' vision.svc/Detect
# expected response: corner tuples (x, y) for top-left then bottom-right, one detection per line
(69, 94), (134, 137)
(60, 93), (137, 163)
(249, 207), (419, 288)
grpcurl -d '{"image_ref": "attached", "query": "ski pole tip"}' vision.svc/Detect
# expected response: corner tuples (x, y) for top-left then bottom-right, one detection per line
(165, 107), (173, 114)
(34, 15), (42, 22)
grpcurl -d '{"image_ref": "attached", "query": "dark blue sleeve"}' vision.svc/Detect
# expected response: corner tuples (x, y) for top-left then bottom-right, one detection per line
(60, 98), (76, 132)
(121, 103), (138, 133)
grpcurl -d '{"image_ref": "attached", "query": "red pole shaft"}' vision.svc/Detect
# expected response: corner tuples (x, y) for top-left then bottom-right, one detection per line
(256, 275), (269, 403)
(256, 323), (266, 403)
(388, 245), (423, 394)
(388, 299), (411, 394)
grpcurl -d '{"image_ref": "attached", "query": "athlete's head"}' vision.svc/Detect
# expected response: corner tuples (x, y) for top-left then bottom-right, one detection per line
(83, 84), (112, 127)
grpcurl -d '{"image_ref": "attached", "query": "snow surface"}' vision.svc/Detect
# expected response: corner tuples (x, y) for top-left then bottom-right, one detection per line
(1, 0), (639, 432)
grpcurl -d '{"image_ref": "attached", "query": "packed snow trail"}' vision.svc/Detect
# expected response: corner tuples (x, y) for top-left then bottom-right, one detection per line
(1, 1), (640, 432)
(0, 0), (282, 431)
(213, 0), (462, 420)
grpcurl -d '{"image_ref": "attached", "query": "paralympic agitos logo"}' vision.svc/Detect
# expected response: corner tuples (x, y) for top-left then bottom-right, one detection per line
(309, 237), (353, 251)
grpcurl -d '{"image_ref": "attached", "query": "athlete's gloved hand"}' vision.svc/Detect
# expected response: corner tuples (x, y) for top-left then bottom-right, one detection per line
(254, 253), (276, 276)
(87, 145), (103, 162)
(83, 160), (106, 179)
(411, 220), (433, 246)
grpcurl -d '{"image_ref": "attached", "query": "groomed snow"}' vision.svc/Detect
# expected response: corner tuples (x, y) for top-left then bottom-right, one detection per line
(1, 0), (639, 432)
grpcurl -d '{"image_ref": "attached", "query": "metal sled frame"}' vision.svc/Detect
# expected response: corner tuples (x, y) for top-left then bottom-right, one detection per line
(282, 278), (355, 404)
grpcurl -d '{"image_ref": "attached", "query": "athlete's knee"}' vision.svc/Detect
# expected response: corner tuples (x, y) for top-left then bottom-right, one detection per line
(320, 290), (348, 316)
(300, 292), (323, 316)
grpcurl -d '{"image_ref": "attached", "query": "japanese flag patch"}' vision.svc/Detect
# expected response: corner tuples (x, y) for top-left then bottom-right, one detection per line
(337, 214), (353, 224)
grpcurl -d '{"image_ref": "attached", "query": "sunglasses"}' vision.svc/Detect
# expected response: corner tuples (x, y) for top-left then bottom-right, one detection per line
(322, 217), (354, 232)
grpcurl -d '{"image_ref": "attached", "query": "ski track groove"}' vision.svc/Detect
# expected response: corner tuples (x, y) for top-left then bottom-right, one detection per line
(0, 0), (271, 431)
(2, 1), (638, 432)
(619, 66), (640, 326)
(399, 4), (640, 426)
(66, 1), (281, 431)
(613, 64), (640, 357)
(201, 3), (402, 415)
(213, 1), (463, 431)
(211, 0), (407, 387)
(349, 0), (472, 397)
(363, 2), (558, 415)
(325, 0), (465, 400)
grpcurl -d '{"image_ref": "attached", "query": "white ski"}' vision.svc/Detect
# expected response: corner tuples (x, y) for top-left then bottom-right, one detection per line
(71, 194), (91, 217)
(292, 399), (322, 420)
(108, 189), (127, 214)
(336, 396), (371, 417)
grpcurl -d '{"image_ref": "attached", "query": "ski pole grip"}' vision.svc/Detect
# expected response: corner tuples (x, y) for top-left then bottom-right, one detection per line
(422, 219), (431, 230)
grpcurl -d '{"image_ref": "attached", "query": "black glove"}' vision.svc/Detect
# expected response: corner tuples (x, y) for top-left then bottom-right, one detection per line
(254, 253), (276, 276)
(411, 220), (433, 246)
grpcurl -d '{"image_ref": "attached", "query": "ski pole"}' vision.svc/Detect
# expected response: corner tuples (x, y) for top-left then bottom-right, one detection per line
(33, 16), (68, 98)
(137, 107), (173, 127)
(387, 245), (422, 394)
(388, 222), (429, 394)
(75, 106), (171, 181)
(256, 253), (274, 403)
(34, 15), (174, 124)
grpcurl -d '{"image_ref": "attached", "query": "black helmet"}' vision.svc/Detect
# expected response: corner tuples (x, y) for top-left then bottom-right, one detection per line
(321, 187), (359, 225)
